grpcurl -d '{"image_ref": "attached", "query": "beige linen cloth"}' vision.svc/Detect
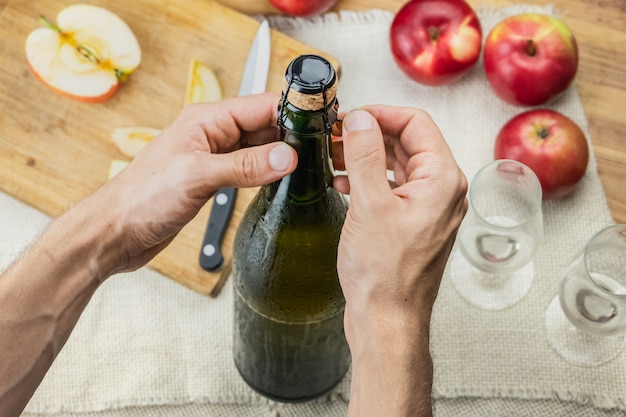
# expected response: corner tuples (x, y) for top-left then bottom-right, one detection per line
(2, 4), (623, 417)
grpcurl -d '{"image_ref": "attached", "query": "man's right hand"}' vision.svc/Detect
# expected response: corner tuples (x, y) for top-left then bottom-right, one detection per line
(335, 107), (468, 417)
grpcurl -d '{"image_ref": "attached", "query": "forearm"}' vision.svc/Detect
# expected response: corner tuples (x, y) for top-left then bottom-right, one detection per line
(346, 305), (434, 417)
(0, 189), (123, 416)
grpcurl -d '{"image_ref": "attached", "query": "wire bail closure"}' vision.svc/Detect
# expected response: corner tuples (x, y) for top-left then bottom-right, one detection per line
(278, 77), (335, 133)
(278, 54), (338, 133)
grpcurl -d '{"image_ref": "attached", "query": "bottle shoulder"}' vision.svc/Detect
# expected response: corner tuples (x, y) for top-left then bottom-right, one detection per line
(254, 180), (347, 217)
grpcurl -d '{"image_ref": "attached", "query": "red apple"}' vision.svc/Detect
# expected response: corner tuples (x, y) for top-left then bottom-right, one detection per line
(484, 13), (578, 106)
(494, 109), (589, 200)
(268, 0), (338, 17)
(389, 0), (482, 86)
(25, 4), (141, 103)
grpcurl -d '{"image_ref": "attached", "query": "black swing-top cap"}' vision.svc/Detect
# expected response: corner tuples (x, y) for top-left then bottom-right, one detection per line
(285, 54), (336, 95)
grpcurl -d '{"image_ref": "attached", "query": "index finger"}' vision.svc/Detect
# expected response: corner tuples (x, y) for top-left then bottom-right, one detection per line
(183, 92), (281, 153)
(361, 105), (453, 157)
(223, 92), (281, 146)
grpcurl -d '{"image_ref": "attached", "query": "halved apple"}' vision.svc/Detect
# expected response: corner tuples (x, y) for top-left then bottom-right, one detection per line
(111, 126), (161, 158)
(184, 58), (223, 104)
(25, 4), (142, 103)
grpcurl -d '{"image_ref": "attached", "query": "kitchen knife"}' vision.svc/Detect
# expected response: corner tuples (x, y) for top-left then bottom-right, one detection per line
(199, 20), (271, 272)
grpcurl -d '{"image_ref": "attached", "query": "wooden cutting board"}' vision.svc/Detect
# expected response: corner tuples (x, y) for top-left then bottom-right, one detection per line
(0, 0), (339, 296)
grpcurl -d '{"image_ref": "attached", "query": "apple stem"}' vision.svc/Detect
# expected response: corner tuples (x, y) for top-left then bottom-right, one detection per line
(428, 26), (440, 42)
(525, 39), (537, 57)
(115, 69), (128, 82)
(538, 127), (550, 139)
(38, 16), (61, 32)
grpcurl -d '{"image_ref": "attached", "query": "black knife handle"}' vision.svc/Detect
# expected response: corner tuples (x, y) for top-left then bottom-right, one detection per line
(199, 187), (238, 271)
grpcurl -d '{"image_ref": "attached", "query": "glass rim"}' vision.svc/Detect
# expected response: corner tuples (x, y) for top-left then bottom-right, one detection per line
(468, 159), (543, 229)
(583, 223), (626, 296)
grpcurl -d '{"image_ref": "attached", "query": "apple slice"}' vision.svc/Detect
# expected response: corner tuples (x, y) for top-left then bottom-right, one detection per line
(108, 159), (130, 179)
(25, 4), (141, 103)
(111, 126), (161, 158)
(184, 58), (223, 104)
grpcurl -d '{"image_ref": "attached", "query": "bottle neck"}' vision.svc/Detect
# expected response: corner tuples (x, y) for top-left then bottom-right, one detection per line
(278, 100), (337, 204)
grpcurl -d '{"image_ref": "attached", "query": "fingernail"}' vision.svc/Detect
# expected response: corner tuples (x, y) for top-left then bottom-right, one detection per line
(343, 110), (373, 133)
(269, 142), (293, 171)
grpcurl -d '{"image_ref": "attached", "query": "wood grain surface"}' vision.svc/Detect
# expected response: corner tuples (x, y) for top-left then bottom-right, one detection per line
(222, 0), (626, 226)
(0, 0), (338, 295)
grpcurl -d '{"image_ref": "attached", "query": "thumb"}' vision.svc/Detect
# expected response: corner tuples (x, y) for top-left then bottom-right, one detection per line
(342, 110), (391, 202)
(209, 142), (297, 188)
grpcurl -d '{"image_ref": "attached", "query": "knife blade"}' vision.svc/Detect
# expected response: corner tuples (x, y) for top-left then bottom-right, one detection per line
(199, 20), (271, 272)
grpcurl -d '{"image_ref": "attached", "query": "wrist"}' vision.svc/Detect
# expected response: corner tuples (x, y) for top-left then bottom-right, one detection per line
(346, 301), (430, 356)
(26, 186), (126, 292)
(345, 302), (434, 417)
(68, 186), (128, 280)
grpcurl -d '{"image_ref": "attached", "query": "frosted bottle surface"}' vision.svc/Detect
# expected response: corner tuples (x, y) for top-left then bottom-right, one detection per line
(232, 54), (350, 402)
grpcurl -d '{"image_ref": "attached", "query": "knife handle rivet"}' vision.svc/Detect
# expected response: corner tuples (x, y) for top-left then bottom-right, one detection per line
(203, 244), (217, 257)
(216, 193), (229, 205)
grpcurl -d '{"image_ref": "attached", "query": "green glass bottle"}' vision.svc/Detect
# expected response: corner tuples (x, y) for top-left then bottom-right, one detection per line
(232, 54), (350, 402)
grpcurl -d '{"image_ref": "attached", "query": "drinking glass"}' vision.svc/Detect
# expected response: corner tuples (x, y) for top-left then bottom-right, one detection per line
(450, 159), (543, 310)
(545, 224), (626, 366)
